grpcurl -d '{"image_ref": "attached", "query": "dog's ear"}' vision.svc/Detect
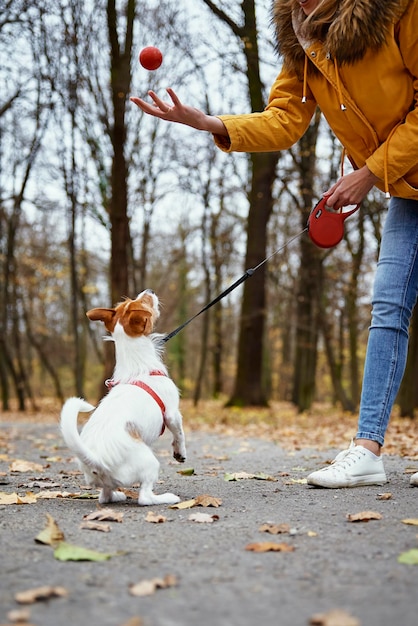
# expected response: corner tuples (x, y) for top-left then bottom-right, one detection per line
(125, 309), (153, 336)
(86, 308), (116, 332)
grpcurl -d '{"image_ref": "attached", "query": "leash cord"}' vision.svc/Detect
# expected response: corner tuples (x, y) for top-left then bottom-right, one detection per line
(163, 227), (308, 343)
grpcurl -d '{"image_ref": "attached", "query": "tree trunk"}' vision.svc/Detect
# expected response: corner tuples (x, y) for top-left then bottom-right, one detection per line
(291, 112), (322, 412)
(107, 0), (135, 303)
(227, 152), (277, 406)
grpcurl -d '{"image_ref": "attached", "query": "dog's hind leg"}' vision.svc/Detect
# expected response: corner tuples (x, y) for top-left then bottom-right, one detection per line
(138, 484), (180, 506)
(164, 409), (187, 463)
(99, 488), (127, 504)
(136, 449), (180, 505)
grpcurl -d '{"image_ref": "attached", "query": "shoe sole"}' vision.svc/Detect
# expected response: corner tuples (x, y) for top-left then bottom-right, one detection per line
(307, 473), (387, 488)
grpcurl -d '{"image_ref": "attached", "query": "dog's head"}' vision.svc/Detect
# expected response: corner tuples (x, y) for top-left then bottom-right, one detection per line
(86, 289), (160, 337)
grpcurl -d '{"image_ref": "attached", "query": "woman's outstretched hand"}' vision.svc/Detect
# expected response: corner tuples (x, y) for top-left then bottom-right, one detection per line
(130, 88), (228, 136)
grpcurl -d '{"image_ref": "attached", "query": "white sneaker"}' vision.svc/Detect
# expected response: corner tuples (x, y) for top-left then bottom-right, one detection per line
(410, 472), (418, 487)
(307, 441), (387, 488)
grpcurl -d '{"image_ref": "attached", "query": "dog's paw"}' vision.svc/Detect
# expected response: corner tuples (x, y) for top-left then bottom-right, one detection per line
(138, 492), (181, 506)
(173, 450), (186, 463)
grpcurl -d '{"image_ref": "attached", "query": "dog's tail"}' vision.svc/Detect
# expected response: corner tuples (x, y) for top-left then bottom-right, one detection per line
(60, 397), (105, 472)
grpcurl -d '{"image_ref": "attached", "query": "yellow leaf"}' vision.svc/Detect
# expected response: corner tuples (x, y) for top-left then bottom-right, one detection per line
(83, 508), (124, 523)
(347, 511), (382, 522)
(129, 575), (178, 597)
(259, 523), (291, 535)
(15, 586), (68, 604)
(0, 491), (37, 505)
(80, 521), (111, 532)
(188, 512), (219, 523)
(245, 542), (295, 553)
(169, 498), (197, 510)
(194, 494), (222, 507)
(145, 511), (167, 523)
(170, 494), (222, 509)
(376, 492), (392, 500)
(9, 460), (44, 473)
(309, 608), (361, 626)
(402, 518), (418, 526)
(35, 514), (65, 546)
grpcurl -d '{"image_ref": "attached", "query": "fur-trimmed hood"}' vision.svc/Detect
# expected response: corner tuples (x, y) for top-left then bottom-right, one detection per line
(273, 0), (412, 73)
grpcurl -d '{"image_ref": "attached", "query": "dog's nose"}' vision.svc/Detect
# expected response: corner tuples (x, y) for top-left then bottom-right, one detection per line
(144, 289), (155, 295)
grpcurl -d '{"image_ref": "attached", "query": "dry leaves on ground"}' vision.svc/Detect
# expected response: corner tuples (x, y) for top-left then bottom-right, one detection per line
(3, 397), (418, 457)
(15, 586), (68, 605)
(170, 494), (222, 509)
(309, 608), (361, 626)
(188, 512), (219, 523)
(346, 511), (383, 522)
(245, 541), (295, 553)
(129, 575), (178, 597)
(145, 511), (167, 523)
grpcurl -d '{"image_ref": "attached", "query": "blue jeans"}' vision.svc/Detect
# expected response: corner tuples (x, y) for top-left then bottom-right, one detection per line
(357, 197), (418, 446)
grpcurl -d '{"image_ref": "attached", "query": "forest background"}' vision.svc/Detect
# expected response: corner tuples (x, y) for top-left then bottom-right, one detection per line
(1, 0), (418, 422)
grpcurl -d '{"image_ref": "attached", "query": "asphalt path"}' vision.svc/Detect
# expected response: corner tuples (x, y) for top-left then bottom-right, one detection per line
(1, 421), (418, 626)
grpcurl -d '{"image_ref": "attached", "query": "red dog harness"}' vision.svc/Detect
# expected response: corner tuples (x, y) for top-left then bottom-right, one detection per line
(105, 370), (167, 435)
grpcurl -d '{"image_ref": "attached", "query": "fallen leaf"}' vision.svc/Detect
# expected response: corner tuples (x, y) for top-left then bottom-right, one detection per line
(194, 494), (222, 507)
(129, 574), (178, 597)
(15, 586), (68, 604)
(9, 460), (44, 473)
(376, 492), (392, 500)
(145, 511), (167, 523)
(119, 618), (144, 626)
(177, 468), (194, 476)
(347, 511), (382, 522)
(0, 492), (37, 505)
(289, 478), (308, 485)
(169, 498), (197, 510)
(402, 518), (418, 526)
(245, 542), (295, 553)
(83, 508), (124, 523)
(259, 523), (291, 535)
(309, 608), (361, 625)
(188, 512), (219, 523)
(224, 471), (276, 482)
(398, 549), (418, 565)
(35, 514), (65, 546)
(7, 607), (32, 623)
(53, 541), (115, 562)
(80, 521), (111, 532)
(170, 494), (222, 509)
(36, 490), (80, 499)
(307, 530), (318, 537)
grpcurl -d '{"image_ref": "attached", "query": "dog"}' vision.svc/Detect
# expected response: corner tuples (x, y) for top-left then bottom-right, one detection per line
(60, 289), (187, 505)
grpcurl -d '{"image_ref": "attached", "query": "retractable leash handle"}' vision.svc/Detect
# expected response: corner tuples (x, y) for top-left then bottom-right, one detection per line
(307, 196), (360, 249)
(163, 198), (359, 343)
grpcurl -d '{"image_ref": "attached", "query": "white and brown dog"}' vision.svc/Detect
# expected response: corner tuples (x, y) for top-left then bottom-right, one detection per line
(60, 289), (186, 505)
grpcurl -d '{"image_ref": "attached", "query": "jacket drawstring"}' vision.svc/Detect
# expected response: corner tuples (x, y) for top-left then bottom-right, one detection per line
(383, 122), (402, 199)
(302, 55), (308, 103)
(301, 55), (346, 111)
(334, 59), (346, 111)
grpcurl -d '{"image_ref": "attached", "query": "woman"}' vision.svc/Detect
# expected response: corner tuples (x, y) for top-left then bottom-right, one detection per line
(131, 0), (418, 488)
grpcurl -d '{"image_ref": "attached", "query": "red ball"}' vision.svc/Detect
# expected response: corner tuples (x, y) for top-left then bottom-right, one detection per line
(139, 47), (163, 71)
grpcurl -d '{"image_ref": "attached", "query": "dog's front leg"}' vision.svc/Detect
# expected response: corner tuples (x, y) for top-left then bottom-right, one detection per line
(164, 410), (187, 463)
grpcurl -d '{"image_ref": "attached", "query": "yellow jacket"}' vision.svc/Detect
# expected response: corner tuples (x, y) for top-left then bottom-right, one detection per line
(215, 0), (418, 200)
